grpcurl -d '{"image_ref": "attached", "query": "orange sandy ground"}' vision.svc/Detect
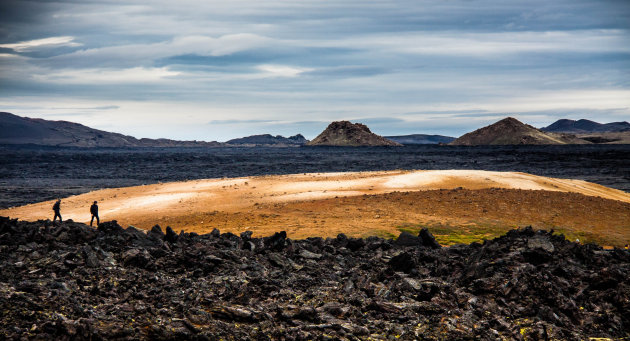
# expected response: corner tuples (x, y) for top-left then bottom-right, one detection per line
(2, 170), (629, 247)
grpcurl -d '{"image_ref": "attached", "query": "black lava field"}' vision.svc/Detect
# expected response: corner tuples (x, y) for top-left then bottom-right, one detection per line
(1, 217), (628, 340)
(1, 144), (629, 208)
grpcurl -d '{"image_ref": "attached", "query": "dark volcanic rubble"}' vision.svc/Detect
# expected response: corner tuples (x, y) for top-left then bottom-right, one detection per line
(0, 217), (629, 340)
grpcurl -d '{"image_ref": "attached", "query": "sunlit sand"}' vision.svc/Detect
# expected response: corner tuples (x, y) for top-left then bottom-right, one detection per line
(2, 170), (629, 245)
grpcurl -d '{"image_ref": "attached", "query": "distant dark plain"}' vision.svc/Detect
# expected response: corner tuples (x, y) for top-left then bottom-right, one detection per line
(0, 144), (628, 209)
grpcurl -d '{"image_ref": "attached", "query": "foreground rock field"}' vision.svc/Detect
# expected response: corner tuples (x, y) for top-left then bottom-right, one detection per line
(1, 217), (628, 340)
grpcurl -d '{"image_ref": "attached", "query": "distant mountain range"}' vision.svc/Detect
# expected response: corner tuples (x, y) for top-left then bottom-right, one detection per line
(306, 121), (402, 146)
(385, 134), (455, 145)
(450, 117), (630, 145)
(2, 112), (629, 148)
(0, 112), (222, 148)
(541, 119), (630, 133)
(450, 117), (590, 145)
(0, 112), (309, 148)
(226, 134), (308, 146)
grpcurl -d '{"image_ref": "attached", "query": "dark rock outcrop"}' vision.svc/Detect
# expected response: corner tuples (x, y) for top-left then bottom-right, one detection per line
(306, 121), (402, 146)
(0, 217), (628, 340)
(451, 117), (590, 145)
(418, 228), (441, 249)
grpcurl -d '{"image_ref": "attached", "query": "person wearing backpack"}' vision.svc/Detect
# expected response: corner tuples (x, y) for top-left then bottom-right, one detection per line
(52, 199), (62, 223)
(90, 201), (99, 226)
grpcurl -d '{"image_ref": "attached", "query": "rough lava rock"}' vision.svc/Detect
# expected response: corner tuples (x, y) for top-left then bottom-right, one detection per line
(0, 217), (628, 340)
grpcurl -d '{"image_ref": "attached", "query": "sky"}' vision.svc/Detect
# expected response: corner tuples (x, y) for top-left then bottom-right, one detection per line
(1, 0), (629, 141)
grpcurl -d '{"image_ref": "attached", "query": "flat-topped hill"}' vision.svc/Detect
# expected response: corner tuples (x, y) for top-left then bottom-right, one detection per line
(306, 121), (402, 146)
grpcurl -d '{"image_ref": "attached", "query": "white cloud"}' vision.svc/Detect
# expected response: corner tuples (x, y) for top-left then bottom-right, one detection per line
(54, 33), (274, 66)
(312, 29), (630, 56)
(0, 36), (81, 52)
(32, 67), (180, 84)
(172, 34), (272, 57)
(479, 90), (630, 113)
(257, 64), (313, 77)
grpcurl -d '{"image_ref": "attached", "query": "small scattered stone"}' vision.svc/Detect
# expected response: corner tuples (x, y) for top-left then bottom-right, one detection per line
(240, 230), (253, 241)
(527, 236), (555, 253)
(388, 252), (416, 273)
(299, 249), (322, 259)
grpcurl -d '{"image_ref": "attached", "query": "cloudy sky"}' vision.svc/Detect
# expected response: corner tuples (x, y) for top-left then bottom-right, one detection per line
(1, 0), (629, 141)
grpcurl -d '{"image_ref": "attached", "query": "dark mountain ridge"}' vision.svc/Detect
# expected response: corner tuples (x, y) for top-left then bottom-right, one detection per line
(226, 134), (308, 146)
(542, 119), (630, 133)
(4, 112), (627, 148)
(0, 112), (222, 148)
(384, 134), (455, 145)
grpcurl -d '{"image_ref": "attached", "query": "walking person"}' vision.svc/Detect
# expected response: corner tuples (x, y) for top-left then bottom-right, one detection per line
(52, 199), (62, 223)
(90, 201), (99, 226)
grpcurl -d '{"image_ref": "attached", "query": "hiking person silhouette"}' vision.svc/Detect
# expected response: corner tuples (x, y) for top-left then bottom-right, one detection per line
(52, 199), (62, 223)
(90, 201), (99, 226)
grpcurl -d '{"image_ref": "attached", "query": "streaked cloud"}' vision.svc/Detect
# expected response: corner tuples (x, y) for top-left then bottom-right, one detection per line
(355, 30), (630, 56)
(50, 105), (120, 111)
(257, 64), (313, 77)
(209, 119), (282, 125)
(32, 67), (180, 84)
(0, 36), (81, 52)
(41, 34), (274, 68)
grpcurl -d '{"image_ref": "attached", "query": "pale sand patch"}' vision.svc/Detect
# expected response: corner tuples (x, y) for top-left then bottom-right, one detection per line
(270, 190), (366, 202)
(107, 193), (198, 213)
(1, 170), (628, 231)
(272, 179), (386, 195)
(385, 170), (563, 191)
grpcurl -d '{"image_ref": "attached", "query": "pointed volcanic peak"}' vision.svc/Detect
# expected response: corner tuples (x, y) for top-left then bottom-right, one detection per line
(541, 118), (630, 133)
(306, 121), (402, 147)
(450, 117), (589, 145)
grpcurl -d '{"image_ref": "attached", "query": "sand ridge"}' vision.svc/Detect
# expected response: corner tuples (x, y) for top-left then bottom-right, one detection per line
(2, 170), (629, 244)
